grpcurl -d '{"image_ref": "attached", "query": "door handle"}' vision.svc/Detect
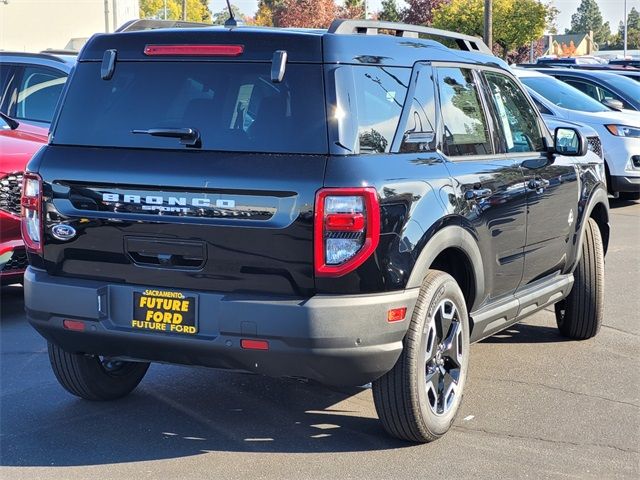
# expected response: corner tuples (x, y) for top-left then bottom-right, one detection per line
(464, 188), (493, 201)
(527, 178), (549, 192)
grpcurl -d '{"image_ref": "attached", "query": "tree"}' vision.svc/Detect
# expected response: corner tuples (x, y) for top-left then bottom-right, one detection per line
(211, 3), (244, 25)
(433, 0), (548, 60)
(565, 0), (610, 45)
(139, 0), (211, 22)
(340, 0), (365, 19)
(402, 0), (448, 26)
(613, 7), (640, 49)
(276, 0), (337, 29)
(253, 1), (274, 26)
(378, 0), (401, 22)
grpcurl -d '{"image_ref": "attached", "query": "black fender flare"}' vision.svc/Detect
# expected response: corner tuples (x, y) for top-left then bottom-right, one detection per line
(568, 187), (610, 272)
(406, 225), (485, 311)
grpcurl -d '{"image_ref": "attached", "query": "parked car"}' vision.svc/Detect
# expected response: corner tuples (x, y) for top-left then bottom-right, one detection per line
(535, 68), (640, 113)
(0, 112), (47, 284)
(514, 68), (640, 199)
(0, 52), (75, 129)
(23, 19), (609, 443)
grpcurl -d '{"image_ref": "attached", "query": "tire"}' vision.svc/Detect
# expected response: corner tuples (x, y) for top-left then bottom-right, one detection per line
(372, 270), (470, 443)
(619, 192), (640, 201)
(48, 342), (149, 400)
(555, 218), (604, 340)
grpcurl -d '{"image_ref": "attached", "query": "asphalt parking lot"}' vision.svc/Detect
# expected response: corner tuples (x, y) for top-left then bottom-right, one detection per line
(1, 199), (638, 480)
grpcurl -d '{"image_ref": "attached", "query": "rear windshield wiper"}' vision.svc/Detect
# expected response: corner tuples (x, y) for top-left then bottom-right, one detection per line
(132, 127), (201, 148)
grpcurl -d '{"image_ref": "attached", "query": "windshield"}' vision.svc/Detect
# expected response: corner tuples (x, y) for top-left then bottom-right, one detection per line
(53, 61), (328, 154)
(599, 73), (640, 98)
(520, 76), (609, 113)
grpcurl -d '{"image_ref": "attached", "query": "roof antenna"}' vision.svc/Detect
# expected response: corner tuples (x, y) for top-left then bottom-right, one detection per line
(224, 0), (242, 28)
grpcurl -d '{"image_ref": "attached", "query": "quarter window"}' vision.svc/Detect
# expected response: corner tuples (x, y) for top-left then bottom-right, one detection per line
(436, 68), (492, 156)
(483, 71), (544, 153)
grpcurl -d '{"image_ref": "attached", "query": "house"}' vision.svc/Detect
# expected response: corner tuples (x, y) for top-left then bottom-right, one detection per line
(543, 32), (598, 57)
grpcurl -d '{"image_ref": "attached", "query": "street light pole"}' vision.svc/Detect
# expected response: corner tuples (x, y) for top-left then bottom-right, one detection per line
(624, 0), (628, 58)
(484, 0), (493, 51)
(182, 0), (187, 21)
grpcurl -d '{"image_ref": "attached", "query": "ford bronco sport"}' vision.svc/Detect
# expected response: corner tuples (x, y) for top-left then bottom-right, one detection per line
(23, 20), (610, 443)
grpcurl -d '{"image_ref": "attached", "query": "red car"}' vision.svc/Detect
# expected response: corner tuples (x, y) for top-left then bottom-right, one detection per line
(0, 113), (47, 284)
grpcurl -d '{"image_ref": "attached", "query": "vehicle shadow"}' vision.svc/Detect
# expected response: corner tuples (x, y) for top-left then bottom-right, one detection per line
(0, 286), (412, 468)
(609, 197), (639, 209)
(480, 323), (571, 344)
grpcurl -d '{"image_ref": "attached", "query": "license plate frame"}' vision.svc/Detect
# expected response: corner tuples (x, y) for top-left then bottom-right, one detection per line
(132, 289), (198, 335)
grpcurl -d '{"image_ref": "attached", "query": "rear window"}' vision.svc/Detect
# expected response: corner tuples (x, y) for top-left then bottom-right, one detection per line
(53, 61), (328, 154)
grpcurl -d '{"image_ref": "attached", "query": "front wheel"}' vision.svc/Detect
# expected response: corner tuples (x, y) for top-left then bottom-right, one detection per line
(555, 218), (605, 340)
(372, 270), (470, 443)
(48, 342), (149, 400)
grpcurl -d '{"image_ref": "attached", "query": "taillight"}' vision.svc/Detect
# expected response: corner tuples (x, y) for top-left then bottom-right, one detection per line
(314, 187), (380, 277)
(21, 173), (43, 254)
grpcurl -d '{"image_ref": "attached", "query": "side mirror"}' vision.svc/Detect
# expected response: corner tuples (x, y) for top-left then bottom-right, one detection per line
(553, 127), (587, 157)
(602, 98), (624, 111)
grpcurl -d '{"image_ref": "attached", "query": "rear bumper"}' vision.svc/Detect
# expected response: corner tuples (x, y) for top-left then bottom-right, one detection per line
(24, 267), (419, 386)
(610, 174), (640, 193)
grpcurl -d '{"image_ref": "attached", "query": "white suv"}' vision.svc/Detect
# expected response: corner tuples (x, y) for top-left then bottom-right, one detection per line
(514, 68), (640, 200)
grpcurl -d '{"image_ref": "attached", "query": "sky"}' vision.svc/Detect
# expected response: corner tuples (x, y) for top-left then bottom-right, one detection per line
(210, 0), (640, 33)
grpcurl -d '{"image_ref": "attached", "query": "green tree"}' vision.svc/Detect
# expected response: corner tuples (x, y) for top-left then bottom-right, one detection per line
(341, 0), (365, 19)
(611, 7), (640, 49)
(139, 0), (211, 22)
(253, 1), (274, 26)
(212, 3), (244, 25)
(378, 0), (401, 22)
(565, 0), (610, 44)
(432, 0), (547, 60)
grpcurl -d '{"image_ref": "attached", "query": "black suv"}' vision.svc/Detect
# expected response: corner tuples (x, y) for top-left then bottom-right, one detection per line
(23, 20), (610, 443)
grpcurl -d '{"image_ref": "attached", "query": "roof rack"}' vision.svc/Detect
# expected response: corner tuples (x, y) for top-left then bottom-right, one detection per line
(328, 19), (492, 55)
(115, 19), (211, 33)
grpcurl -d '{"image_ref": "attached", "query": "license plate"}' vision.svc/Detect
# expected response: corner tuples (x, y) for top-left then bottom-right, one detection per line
(132, 289), (197, 335)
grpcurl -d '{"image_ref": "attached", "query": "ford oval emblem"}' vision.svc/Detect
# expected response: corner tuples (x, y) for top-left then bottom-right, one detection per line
(51, 224), (76, 241)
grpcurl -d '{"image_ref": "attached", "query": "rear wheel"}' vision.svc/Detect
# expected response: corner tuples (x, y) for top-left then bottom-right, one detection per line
(555, 218), (604, 340)
(48, 342), (149, 400)
(372, 270), (470, 443)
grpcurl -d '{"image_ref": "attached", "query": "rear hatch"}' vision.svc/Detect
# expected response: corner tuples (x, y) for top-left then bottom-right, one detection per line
(37, 29), (328, 297)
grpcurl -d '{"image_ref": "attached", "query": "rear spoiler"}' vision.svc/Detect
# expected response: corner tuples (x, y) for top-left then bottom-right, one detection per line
(116, 19), (212, 33)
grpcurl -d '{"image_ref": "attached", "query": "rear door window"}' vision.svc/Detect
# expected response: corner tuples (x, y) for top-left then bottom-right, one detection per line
(53, 62), (328, 154)
(435, 67), (492, 156)
(15, 66), (66, 123)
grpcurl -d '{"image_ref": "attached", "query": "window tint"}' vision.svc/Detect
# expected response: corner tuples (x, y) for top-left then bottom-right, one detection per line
(54, 62), (328, 154)
(436, 68), (492, 156)
(399, 66), (436, 153)
(352, 66), (410, 153)
(16, 66), (66, 123)
(0, 64), (18, 115)
(483, 71), (544, 153)
(532, 97), (552, 115)
(563, 79), (601, 101)
(520, 76), (608, 113)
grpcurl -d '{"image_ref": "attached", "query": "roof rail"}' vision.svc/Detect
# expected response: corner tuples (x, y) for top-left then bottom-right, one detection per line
(0, 51), (71, 64)
(115, 19), (211, 33)
(328, 19), (492, 55)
